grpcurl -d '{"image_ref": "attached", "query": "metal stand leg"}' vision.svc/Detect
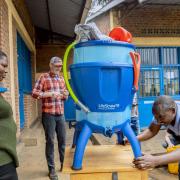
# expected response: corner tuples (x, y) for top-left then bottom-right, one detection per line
(72, 123), (92, 170)
(122, 121), (142, 158)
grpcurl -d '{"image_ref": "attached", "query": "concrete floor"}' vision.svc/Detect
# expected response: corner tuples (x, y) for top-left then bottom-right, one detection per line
(17, 121), (178, 180)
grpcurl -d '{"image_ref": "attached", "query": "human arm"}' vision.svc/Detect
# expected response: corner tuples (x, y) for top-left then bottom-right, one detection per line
(32, 75), (62, 99)
(137, 122), (161, 142)
(165, 131), (174, 148)
(133, 149), (180, 169)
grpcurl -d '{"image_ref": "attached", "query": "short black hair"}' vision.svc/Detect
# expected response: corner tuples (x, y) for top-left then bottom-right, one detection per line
(0, 50), (7, 61)
(152, 95), (176, 115)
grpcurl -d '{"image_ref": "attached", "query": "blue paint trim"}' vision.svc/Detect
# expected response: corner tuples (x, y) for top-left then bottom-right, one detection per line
(75, 40), (135, 49)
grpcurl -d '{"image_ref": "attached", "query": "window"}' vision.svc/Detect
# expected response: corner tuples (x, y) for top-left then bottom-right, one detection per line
(137, 47), (180, 98)
(139, 69), (160, 97)
(136, 48), (159, 65)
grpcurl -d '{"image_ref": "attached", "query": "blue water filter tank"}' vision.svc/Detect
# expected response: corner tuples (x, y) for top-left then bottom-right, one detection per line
(70, 40), (136, 134)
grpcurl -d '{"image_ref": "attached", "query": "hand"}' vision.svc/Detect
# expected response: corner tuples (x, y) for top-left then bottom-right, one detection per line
(42, 91), (63, 99)
(168, 142), (175, 148)
(62, 90), (69, 96)
(133, 154), (158, 169)
(53, 92), (63, 99)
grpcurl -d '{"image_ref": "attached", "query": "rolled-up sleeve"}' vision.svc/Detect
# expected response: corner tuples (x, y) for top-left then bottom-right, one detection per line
(32, 75), (44, 99)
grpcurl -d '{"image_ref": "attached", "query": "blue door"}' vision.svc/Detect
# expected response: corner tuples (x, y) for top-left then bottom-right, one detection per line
(137, 47), (180, 129)
(17, 32), (32, 129)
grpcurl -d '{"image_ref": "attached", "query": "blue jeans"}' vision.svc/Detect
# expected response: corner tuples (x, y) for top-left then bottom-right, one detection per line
(42, 113), (66, 171)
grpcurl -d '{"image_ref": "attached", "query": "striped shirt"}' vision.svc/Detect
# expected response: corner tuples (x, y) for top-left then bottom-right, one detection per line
(32, 72), (68, 115)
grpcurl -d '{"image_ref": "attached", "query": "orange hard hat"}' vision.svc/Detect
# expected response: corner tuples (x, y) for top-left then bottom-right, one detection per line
(109, 27), (132, 43)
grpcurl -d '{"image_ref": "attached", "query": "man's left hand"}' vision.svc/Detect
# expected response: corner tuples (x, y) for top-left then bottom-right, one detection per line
(133, 154), (158, 169)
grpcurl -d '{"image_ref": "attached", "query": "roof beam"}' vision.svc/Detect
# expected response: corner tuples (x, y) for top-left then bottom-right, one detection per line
(86, 0), (126, 22)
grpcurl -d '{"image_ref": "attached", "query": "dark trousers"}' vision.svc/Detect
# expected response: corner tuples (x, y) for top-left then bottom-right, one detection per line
(0, 162), (18, 180)
(42, 113), (66, 171)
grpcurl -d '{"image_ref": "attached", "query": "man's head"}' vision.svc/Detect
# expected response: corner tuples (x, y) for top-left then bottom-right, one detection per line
(0, 51), (8, 81)
(152, 95), (176, 125)
(49, 56), (62, 75)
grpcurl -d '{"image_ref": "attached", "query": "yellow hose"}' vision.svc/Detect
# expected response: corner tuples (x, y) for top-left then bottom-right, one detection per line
(63, 41), (90, 113)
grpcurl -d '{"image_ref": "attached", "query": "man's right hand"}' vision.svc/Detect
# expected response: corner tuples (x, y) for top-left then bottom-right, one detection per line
(133, 153), (158, 169)
(53, 92), (63, 99)
(42, 91), (63, 99)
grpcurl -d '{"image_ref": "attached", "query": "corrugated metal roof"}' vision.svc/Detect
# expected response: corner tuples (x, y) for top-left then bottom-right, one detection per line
(139, 0), (180, 4)
(86, 0), (128, 22)
(87, 0), (180, 22)
(25, 0), (88, 38)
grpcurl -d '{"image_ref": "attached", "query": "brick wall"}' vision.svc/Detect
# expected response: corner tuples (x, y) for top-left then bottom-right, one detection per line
(90, 12), (111, 35)
(119, 5), (180, 37)
(0, 0), (12, 105)
(0, 0), (38, 134)
(24, 94), (37, 128)
(91, 4), (180, 38)
(12, 0), (34, 41)
(36, 44), (72, 73)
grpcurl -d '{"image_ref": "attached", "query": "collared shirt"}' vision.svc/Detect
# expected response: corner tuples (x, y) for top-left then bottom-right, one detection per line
(152, 102), (180, 136)
(32, 72), (68, 115)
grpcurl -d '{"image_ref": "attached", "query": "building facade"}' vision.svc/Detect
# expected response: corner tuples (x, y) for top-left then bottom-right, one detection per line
(87, 0), (180, 128)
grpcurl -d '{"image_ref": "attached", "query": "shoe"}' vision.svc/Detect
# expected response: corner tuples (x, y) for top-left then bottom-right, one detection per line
(48, 169), (58, 180)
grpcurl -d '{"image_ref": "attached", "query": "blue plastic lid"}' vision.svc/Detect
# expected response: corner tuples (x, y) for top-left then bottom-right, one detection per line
(75, 40), (135, 49)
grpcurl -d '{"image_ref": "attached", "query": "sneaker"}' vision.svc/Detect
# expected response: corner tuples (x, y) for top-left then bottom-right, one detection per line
(48, 169), (58, 180)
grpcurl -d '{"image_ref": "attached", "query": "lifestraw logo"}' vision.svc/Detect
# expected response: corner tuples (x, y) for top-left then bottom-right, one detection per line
(98, 104), (120, 110)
